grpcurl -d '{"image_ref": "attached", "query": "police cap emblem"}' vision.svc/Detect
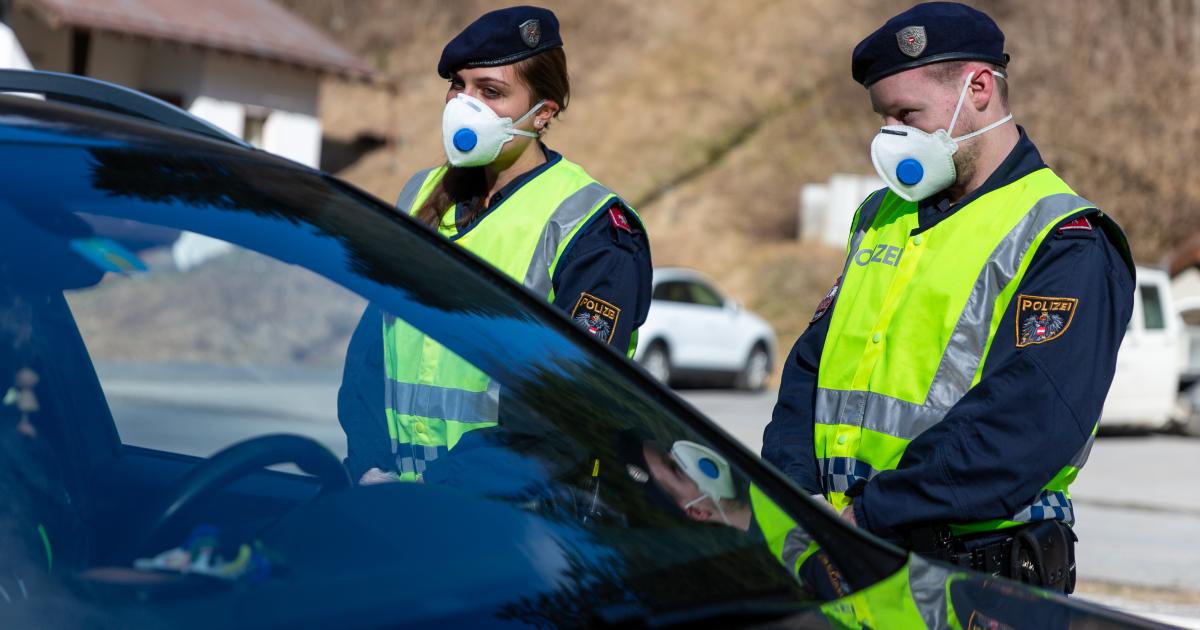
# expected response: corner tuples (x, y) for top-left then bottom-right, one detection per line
(519, 19), (541, 48)
(895, 25), (927, 58)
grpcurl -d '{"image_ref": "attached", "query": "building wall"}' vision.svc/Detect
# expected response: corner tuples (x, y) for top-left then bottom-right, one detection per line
(189, 95), (244, 138)
(262, 109), (321, 168)
(86, 31), (140, 88)
(201, 55), (317, 116)
(0, 22), (32, 69)
(8, 17), (324, 169)
(9, 9), (69, 71)
(86, 34), (205, 106)
(197, 55), (322, 167)
(799, 174), (884, 247)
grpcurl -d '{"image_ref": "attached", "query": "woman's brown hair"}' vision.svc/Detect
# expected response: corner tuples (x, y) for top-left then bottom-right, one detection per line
(414, 48), (571, 231)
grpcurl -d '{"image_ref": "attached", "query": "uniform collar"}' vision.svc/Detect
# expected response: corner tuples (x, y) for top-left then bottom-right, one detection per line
(456, 143), (562, 226)
(915, 126), (1046, 232)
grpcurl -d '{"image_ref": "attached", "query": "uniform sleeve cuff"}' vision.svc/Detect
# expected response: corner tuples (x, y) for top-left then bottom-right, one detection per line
(855, 485), (905, 545)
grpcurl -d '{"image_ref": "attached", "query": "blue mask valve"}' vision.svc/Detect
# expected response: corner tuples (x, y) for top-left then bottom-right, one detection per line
(698, 458), (720, 479)
(896, 158), (924, 186)
(453, 128), (478, 152)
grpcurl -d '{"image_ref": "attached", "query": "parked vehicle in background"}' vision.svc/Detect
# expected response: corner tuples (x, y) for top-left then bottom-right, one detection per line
(1172, 295), (1200, 435)
(634, 268), (776, 391)
(1102, 267), (1184, 432)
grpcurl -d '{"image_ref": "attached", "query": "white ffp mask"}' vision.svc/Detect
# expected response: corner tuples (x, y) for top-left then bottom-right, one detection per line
(671, 440), (736, 525)
(442, 93), (545, 167)
(870, 71), (1013, 202)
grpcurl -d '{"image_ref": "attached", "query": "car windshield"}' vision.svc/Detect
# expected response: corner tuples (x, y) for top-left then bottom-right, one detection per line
(0, 106), (882, 627)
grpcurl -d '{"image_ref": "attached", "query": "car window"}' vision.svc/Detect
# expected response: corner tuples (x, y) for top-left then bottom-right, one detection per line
(1140, 284), (1166, 330)
(0, 135), (883, 625)
(64, 233), (363, 461)
(687, 282), (725, 308)
(652, 280), (693, 304)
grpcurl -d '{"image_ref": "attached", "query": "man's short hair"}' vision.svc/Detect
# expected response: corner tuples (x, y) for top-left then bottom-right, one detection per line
(924, 60), (1010, 109)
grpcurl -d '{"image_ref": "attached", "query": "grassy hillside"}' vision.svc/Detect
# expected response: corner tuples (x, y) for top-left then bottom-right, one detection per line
(284, 0), (1199, 352)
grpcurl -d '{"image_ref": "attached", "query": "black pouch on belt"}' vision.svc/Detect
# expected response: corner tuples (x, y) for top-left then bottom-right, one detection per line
(1009, 519), (1077, 594)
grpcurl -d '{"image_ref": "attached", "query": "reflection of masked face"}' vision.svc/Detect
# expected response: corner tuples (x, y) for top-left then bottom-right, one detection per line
(640, 440), (736, 525)
(671, 441), (735, 525)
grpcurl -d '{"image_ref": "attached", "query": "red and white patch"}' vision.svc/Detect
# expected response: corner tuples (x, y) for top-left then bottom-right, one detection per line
(1057, 217), (1092, 233)
(608, 206), (633, 234)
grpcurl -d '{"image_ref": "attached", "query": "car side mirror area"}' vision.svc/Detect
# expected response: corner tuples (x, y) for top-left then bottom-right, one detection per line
(725, 300), (742, 314)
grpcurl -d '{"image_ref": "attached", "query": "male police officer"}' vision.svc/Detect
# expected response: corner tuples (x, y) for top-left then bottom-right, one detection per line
(762, 2), (1135, 593)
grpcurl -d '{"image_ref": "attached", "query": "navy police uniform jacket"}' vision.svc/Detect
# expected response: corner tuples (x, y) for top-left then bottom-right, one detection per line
(762, 128), (1135, 544)
(338, 146), (652, 480)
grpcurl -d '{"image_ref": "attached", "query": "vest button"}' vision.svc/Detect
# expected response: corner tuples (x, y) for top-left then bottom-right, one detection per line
(413, 421), (426, 434)
(872, 332), (882, 343)
(913, 235), (923, 246)
(837, 435), (847, 445)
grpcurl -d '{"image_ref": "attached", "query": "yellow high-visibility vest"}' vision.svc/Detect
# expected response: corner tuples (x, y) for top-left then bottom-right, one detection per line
(816, 168), (1126, 533)
(383, 159), (639, 480)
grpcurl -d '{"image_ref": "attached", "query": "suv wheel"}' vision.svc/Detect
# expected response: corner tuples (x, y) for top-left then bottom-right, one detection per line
(641, 343), (671, 385)
(1175, 384), (1200, 437)
(736, 345), (770, 391)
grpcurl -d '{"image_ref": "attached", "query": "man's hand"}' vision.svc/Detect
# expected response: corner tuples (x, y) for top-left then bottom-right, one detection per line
(359, 467), (401, 485)
(840, 504), (857, 526)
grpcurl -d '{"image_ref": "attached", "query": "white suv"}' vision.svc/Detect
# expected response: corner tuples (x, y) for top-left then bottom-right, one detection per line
(634, 268), (777, 390)
(1102, 267), (1185, 431)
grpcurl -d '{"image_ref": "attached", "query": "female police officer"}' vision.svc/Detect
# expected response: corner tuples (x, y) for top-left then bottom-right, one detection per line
(338, 6), (652, 484)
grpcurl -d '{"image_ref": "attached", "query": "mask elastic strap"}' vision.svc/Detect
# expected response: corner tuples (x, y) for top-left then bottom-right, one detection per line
(684, 494), (731, 526)
(947, 73), (974, 137)
(953, 113), (1013, 143)
(510, 99), (546, 138)
(948, 70), (1012, 142)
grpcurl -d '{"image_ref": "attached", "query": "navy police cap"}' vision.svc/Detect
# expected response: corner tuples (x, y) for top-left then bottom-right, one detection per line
(438, 5), (563, 79)
(852, 2), (1009, 87)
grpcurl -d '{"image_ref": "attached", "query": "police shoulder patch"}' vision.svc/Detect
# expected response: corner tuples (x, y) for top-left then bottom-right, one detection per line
(572, 292), (620, 344)
(608, 206), (633, 234)
(810, 276), (842, 325)
(1016, 294), (1078, 348)
(1057, 217), (1092, 232)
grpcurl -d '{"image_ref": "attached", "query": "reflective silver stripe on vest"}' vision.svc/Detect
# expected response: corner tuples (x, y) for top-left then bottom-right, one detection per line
(395, 167), (435, 214)
(816, 388), (943, 441)
(385, 378), (500, 423)
(925, 192), (1096, 410)
(390, 444), (446, 477)
(818, 456), (879, 494)
(908, 555), (954, 630)
(780, 527), (814, 573)
(817, 193), (1095, 441)
(1011, 490), (1074, 524)
(1070, 433), (1095, 469)
(839, 190), (887, 277)
(522, 182), (616, 297)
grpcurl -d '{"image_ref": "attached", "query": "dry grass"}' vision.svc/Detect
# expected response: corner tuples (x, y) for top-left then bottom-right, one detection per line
(281, 0), (1200, 358)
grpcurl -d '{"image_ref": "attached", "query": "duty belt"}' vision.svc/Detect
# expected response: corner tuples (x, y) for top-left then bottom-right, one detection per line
(907, 521), (1076, 594)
